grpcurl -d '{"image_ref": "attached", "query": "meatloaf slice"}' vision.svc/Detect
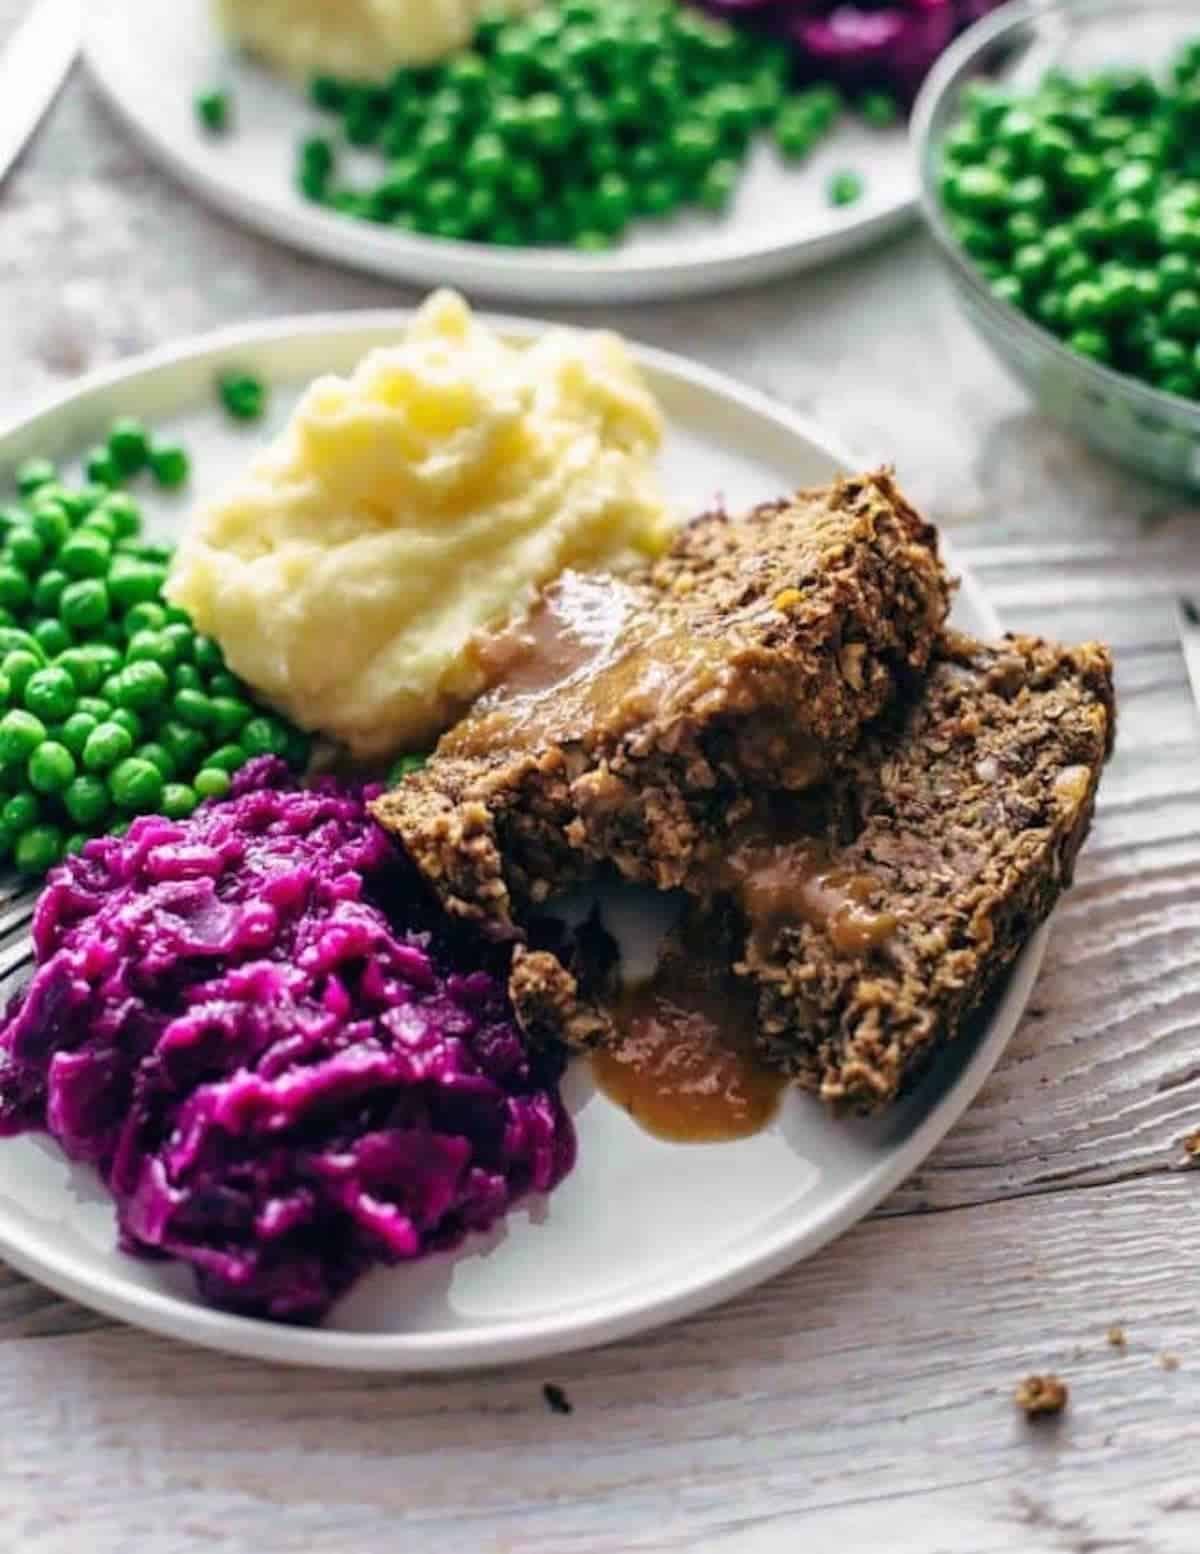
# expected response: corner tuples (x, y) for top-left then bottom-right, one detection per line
(370, 470), (949, 933)
(736, 629), (1115, 1111)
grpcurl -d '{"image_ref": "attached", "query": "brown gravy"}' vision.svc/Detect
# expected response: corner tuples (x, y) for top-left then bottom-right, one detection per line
(442, 570), (728, 760)
(592, 946), (786, 1144)
(721, 835), (897, 960)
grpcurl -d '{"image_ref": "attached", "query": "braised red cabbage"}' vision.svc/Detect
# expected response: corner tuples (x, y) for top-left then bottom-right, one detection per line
(0, 758), (575, 1324)
(693, 1), (1007, 101)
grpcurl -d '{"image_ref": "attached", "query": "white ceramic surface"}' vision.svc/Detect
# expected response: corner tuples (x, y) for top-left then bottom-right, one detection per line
(0, 313), (1038, 1372)
(82, 0), (916, 305)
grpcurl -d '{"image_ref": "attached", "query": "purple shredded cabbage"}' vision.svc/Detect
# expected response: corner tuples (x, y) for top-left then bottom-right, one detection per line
(692, 1), (1007, 101)
(0, 758), (575, 1325)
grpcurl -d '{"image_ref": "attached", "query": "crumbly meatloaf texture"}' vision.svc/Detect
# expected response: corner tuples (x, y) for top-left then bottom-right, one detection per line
(744, 629), (1115, 1112)
(371, 470), (949, 932)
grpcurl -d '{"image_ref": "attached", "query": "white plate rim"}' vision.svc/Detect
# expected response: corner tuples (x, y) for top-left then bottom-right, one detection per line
(0, 311), (1038, 1371)
(81, 4), (917, 306)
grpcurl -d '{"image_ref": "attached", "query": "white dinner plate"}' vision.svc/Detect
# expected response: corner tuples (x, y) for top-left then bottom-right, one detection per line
(0, 312), (1040, 1371)
(83, 0), (916, 305)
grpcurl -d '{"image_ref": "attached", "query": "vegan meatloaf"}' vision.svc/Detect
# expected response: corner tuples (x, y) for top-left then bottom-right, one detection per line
(371, 470), (950, 932)
(736, 629), (1115, 1111)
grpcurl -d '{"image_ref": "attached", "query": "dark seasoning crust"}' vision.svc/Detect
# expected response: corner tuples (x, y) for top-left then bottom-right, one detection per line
(371, 470), (951, 932)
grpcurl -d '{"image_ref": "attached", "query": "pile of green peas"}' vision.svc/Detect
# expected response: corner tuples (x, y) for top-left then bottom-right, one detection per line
(294, 0), (877, 248)
(0, 419), (309, 876)
(940, 38), (1200, 401)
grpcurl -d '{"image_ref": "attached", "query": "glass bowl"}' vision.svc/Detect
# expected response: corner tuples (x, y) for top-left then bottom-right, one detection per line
(912, 0), (1200, 490)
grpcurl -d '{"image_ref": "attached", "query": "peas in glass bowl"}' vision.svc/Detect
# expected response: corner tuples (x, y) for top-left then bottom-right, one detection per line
(913, 0), (1200, 488)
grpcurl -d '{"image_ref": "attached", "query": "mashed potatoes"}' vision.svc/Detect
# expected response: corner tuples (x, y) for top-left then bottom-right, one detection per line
(167, 291), (671, 758)
(215, 0), (540, 82)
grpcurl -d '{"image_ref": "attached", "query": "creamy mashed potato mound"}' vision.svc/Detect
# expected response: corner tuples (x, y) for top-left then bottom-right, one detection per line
(167, 291), (671, 758)
(215, 0), (540, 81)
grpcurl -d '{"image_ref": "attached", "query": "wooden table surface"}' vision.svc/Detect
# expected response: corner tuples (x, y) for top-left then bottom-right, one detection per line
(3, 12), (1200, 1553)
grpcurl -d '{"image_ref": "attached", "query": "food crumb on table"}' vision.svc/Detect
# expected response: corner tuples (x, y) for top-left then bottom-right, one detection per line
(1182, 1130), (1200, 1164)
(543, 1384), (573, 1417)
(1107, 1325), (1127, 1350)
(1015, 1375), (1069, 1418)
(1159, 1354), (1181, 1373)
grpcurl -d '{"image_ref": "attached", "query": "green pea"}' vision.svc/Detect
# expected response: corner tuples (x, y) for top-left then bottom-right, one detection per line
(217, 371), (268, 422)
(240, 716), (289, 757)
(203, 743), (246, 774)
(75, 696), (113, 722)
(136, 742), (176, 780)
(1165, 290), (1200, 339)
(207, 672), (241, 698)
(31, 502), (71, 553)
(55, 648), (100, 693)
(15, 825), (63, 875)
(858, 90), (898, 130)
(5, 528), (44, 570)
(1068, 327), (1111, 363)
(2, 792), (39, 831)
(82, 721), (135, 773)
(59, 579), (110, 631)
(173, 688), (213, 729)
(107, 418), (151, 477)
(108, 557), (165, 608)
(63, 774), (110, 827)
(99, 674), (124, 705)
(109, 757), (164, 815)
(28, 741), (76, 794)
(65, 833), (89, 857)
(2, 652), (41, 699)
(191, 634), (223, 677)
(148, 442), (190, 489)
(85, 446), (120, 489)
(1149, 336), (1190, 378)
(81, 511), (119, 543)
(117, 661), (170, 711)
(698, 159), (740, 212)
(60, 712), (99, 758)
(32, 619), (71, 659)
(161, 782), (199, 820)
(110, 708), (142, 742)
(33, 570), (68, 615)
(124, 602), (167, 637)
(60, 531), (112, 579)
(23, 667), (76, 723)
(194, 767), (231, 801)
(15, 458), (57, 497)
(173, 663), (203, 692)
(208, 695), (251, 740)
(126, 629), (174, 667)
(195, 87), (232, 135)
(160, 720), (207, 773)
(827, 170), (865, 208)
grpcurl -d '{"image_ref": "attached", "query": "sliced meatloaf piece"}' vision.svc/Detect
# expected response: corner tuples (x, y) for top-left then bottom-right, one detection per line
(732, 629), (1115, 1111)
(371, 470), (950, 933)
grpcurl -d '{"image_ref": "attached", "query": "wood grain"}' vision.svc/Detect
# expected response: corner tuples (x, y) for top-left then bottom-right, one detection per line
(2, 1180), (1199, 1554)
(1, 27), (1199, 1551)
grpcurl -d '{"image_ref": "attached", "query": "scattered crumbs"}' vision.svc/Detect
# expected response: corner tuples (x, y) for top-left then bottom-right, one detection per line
(1183, 1131), (1200, 1165)
(1015, 1374), (1069, 1418)
(1107, 1325), (1127, 1351)
(1159, 1353), (1181, 1373)
(543, 1383), (573, 1416)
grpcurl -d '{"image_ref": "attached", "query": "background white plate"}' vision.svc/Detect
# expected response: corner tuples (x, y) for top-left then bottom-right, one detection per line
(0, 313), (1040, 1371)
(83, 0), (916, 305)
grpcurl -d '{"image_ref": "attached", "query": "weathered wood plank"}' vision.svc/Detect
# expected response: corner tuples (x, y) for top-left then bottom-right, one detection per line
(2, 1179), (1199, 1554)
